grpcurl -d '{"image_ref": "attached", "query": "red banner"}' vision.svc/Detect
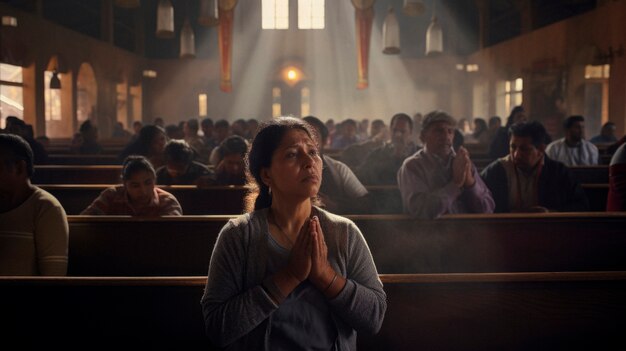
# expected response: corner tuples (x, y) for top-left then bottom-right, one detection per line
(218, 8), (234, 92)
(355, 7), (374, 90)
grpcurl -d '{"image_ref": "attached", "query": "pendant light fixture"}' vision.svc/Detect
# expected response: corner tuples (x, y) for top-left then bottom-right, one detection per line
(382, 7), (400, 54)
(156, 0), (175, 38)
(50, 69), (61, 89)
(198, 0), (219, 26)
(403, 0), (425, 16)
(114, 0), (140, 8)
(180, 19), (196, 58)
(425, 1), (443, 56)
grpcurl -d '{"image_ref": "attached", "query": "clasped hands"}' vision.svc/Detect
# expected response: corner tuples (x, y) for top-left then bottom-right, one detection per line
(452, 146), (476, 189)
(284, 216), (337, 293)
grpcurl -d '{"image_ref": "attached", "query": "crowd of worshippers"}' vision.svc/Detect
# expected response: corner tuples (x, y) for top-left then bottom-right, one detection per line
(1, 110), (626, 277)
(2, 108), (626, 218)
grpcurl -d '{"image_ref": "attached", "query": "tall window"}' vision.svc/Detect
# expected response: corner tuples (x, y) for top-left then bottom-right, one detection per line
(262, 0), (289, 29)
(198, 93), (208, 117)
(44, 71), (62, 122)
(498, 78), (523, 117)
(272, 87), (282, 117)
(0, 63), (24, 128)
(301, 87), (310, 116)
(298, 0), (325, 29)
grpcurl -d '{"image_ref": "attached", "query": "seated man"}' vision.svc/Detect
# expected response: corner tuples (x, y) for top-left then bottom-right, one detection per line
(156, 140), (215, 186)
(546, 115), (598, 166)
(214, 135), (248, 185)
(397, 111), (494, 219)
(357, 113), (419, 185)
(481, 121), (589, 213)
(0, 134), (68, 275)
(303, 116), (371, 214)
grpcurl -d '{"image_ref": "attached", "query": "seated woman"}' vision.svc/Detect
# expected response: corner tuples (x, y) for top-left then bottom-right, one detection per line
(201, 117), (386, 349)
(81, 156), (182, 216)
(156, 140), (215, 186)
(119, 125), (168, 169)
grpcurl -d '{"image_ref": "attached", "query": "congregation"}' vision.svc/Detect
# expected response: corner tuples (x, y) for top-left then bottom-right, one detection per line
(1, 106), (625, 278)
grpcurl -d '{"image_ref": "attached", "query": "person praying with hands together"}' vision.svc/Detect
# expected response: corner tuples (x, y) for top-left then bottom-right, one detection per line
(397, 110), (495, 219)
(201, 117), (386, 350)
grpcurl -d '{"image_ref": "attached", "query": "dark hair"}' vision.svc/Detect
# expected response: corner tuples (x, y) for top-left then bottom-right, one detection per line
(0, 134), (34, 177)
(120, 125), (166, 159)
(79, 120), (95, 134)
(508, 121), (548, 148)
(302, 116), (327, 145)
(563, 115), (585, 130)
(220, 135), (248, 159)
(245, 117), (317, 212)
(488, 116), (502, 127)
(165, 124), (181, 138)
(186, 118), (199, 132)
(342, 119), (357, 129)
(372, 119), (385, 128)
(132, 121), (143, 128)
(121, 155), (156, 181)
(215, 119), (230, 129)
(201, 118), (214, 128)
(164, 140), (194, 164)
(506, 106), (524, 127)
(390, 113), (413, 131)
(473, 118), (488, 138)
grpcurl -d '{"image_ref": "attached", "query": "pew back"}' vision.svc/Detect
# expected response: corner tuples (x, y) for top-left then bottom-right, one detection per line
(2, 273), (625, 350)
(66, 213), (626, 275)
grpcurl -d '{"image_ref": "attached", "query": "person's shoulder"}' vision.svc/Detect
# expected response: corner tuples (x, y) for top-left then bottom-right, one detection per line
(547, 138), (565, 149)
(31, 187), (64, 212)
(400, 148), (426, 167)
(155, 187), (179, 200)
(315, 206), (356, 229)
(481, 158), (505, 174)
(611, 143), (626, 165)
(582, 139), (599, 150)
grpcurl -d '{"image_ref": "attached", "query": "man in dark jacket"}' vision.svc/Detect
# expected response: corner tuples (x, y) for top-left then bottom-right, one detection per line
(481, 121), (588, 213)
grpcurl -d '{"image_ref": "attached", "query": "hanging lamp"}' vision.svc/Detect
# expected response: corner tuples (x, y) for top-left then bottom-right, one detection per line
(50, 70), (61, 89)
(198, 0), (219, 26)
(382, 7), (400, 54)
(425, 1), (443, 56)
(156, 0), (175, 38)
(403, 0), (425, 16)
(180, 19), (196, 58)
(114, 0), (140, 8)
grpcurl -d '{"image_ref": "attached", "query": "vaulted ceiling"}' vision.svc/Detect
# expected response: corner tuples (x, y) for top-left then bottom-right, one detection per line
(1, 0), (598, 59)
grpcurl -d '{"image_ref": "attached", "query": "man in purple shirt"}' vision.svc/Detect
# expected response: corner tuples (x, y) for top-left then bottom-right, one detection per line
(397, 111), (495, 219)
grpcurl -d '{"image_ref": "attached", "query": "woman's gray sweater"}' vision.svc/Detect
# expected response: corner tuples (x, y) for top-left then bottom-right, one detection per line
(201, 207), (387, 350)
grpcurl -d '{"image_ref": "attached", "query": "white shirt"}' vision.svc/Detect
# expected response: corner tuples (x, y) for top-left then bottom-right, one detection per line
(545, 138), (599, 166)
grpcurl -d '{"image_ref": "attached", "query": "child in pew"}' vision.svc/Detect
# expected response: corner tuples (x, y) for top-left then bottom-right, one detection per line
(201, 117), (386, 350)
(81, 156), (182, 216)
(0, 134), (68, 276)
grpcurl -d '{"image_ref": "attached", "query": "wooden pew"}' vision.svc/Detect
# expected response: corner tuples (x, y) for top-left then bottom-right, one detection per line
(47, 154), (120, 165)
(42, 182), (609, 215)
(569, 165), (608, 184)
(66, 213), (626, 276)
(41, 185), (248, 215)
(2, 272), (625, 350)
(33, 165), (122, 184)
